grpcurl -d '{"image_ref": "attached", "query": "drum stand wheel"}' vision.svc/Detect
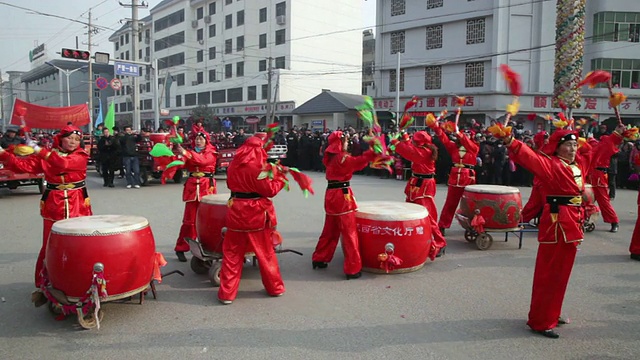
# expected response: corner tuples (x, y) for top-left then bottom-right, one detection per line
(47, 301), (63, 315)
(190, 256), (209, 275)
(208, 261), (222, 287)
(464, 230), (478, 243)
(476, 233), (493, 251)
(584, 221), (595, 233)
(77, 308), (104, 330)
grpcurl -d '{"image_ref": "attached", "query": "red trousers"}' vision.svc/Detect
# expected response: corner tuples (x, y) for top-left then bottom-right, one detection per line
(36, 219), (55, 287)
(592, 186), (618, 224)
(175, 201), (199, 252)
(218, 229), (285, 301)
(521, 185), (544, 223)
(412, 197), (446, 259)
(527, 241), (578, 331)
(630, 192), (640, 255)
(438, 186), (466, 229)
(312, 212), (362, 275)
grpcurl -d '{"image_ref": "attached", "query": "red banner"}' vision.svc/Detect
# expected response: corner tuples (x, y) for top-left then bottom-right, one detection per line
(10, 98), (90, 129)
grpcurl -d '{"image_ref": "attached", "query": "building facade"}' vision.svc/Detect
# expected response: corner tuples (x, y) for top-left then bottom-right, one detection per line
(371, 0), (640, 131)
(108, 0), (363, 131)
(362, 29), (375, 95)
(1, 71), (26, 131)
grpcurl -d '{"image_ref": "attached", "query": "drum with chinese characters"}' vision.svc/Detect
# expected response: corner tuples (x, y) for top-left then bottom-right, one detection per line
(195, 194), (230, 253)
(46, 215), (156, 302)
(457, 185), (522, 231)
(356, 201), (431, 274)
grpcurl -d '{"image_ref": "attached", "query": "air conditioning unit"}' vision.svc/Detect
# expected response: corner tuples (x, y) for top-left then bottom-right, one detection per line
(191, 20), (199, 28)
(144, 56), (150, 62)
(145, 37), (150, 44)
(276, 15), (286, 25)
(192, 81), (199, 86)
(204, 15), (211, 24)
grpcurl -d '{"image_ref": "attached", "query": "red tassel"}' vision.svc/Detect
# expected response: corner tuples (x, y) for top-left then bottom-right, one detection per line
(471, 210), (485, 234)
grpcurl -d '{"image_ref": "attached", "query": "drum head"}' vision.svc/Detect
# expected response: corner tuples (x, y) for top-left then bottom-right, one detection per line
(201, 194), (231, 205)
(464, 184), (520, 194)
(356, 201), (428, 221)
(51, 215), (149, 235)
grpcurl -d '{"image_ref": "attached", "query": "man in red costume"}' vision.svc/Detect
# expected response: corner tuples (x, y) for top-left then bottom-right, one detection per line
(586, 134), (622, 232)
(173, 132), (217, 262)
(392, 131), (446, 259)
(430, 123), (479, 234)
(312, 131), (376, 279)
(497, 124), (623, 338)
(218, 135), (287, 304)
(0, 125), (92, 289)
(521, 131), (549, 223)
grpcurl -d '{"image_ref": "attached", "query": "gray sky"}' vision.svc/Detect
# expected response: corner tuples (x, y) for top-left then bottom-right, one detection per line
(0, 0), (376, 73)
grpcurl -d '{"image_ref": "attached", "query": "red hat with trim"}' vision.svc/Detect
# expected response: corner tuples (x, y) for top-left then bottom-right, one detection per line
(325, 131), (346, 154)
(412, 131), (432, 146)
(54, 125), (83, 150)
(194, 131), (210, 143)
(532, 131), (548, 150)
(542, 129), (578, 156)
(229, 136), (266, 166)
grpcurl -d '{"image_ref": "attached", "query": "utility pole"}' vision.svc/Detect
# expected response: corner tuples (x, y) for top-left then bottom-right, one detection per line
(0, 69), (5, 132)
(84, 8), (99, 133)
(266, 57), (273, 125)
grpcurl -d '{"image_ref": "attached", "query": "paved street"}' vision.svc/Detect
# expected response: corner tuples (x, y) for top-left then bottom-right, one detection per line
(0, 170), (639, 360)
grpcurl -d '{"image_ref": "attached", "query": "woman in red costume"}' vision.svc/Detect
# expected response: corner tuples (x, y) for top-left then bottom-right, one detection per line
(429, 123), (479, 235)
(586, 134), (621, 232)
(391, 131), (446, 259)
(521, 131), (549, 224)
(218, 135), (287, 304)
(0, 125), (92, 288)
(496, 124), (623, 338)
(173, 132), (217, 262)
(629, 193), (640, 261)
(312, 131), (375, 279)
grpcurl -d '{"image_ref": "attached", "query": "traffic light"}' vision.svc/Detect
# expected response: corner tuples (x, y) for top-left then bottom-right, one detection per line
(61, 48), (91, 61)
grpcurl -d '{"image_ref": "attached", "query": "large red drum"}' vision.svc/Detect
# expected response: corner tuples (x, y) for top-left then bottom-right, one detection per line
(46, 215), (156, 301)
(356, 201), (432, 274)
(149, 133), (169, 145)
(195, 194), (230, 253)
(458, 185), (522, 231)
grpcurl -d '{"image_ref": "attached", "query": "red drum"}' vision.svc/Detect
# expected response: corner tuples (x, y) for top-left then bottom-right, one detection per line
(458, 185), (522, 231)
(356, 201), (432, 274)
(149, 133), (169, 144)
(46, 215), (156, 302)
(196, 194), (230, 253)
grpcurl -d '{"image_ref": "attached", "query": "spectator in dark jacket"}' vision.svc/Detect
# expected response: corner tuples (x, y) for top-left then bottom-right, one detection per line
(120, 126), (142, 188)
(97, 127), (120, 187)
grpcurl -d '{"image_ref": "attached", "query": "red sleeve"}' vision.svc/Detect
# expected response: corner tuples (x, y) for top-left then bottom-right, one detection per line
(435, 127), (457, 154)
(395, 141), (432, 163)
(341, 151), (374, 172)
(457, 132), (479, 156)
(254, 174), (286, 198)
(0, 151), (43, 174)
(39, 149), (89, 172)
(184, 148), (216, 167)
(592, 133), (623, 167)
(507, 139), (554, 184)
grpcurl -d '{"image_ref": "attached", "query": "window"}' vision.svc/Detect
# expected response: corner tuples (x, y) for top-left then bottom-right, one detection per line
(466, 18), (485, 44)
(177, 73), (185, 86)
(259, 7), (267, 22)
(125, 33), (129, 43)
(225, 39), (232, 54)
(176, 95), (182, 107)
(390, 31), (405, 54)
(236, 35), (244, 51)
(225, 0), (232, 4)
(154, 31), (185, 51)
(465, 62), (484, 87)
(154, 9), (185, 32)
(139, 49), (142, 60)
(209, 46), (217, 60)
(125, 51), (130, 60)
(237, 10), (244, 26)
(261, 84), (269, 99)
(209, 24), (216, 37)
(236, 61), (244, 77)
(275, 56), (285, 69)
(276, 1), (286, 17)
(592, 58), (640, 89)
(209, 69), (217, 82)
(197, 7), (204, 20)
(593, 12), (640, 42)
(197, 50), (204, 62)
(158, 52), (185, 70)
(426, 25), (443, 49)
(198, 91), (210, 105)
(115, 42), (119, 51)
(225, 63), (232, 78)
(275, 29), (286, 45)
(225, 14), (232, 29)
(259, 33), (267, 48)
(94, 90), (100, 98)
(427, 0), (443, 9)
(248, 85), (257, 100)
(146, 83), (150, 92)
(197, 71), (204, 84)
(212, 90), (226, 104)
(227, 87), (243, 102)
(389, 69), (405, 92)
(209, 2), (216, 15)
(197, 28), (204, 41)
(185, 94), (197, 106)
(424, 66), (442, 89)
(259, 59), (267, 71)
(391, 0), (405, 16)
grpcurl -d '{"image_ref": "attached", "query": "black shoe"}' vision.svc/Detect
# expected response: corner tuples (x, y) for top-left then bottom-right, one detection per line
(345, 272), (362, 280)
(610, 223), (619, 233)
(103, 183), (108, 187)
(557, 317), (570, 325)
(108, 184), (114, 188)
(630, 253), (640, 261)
(533, 329), (560, 339)
(312, 261), (328, 269)
(436, 247), (446, 258)
(176, 251), (187, 262)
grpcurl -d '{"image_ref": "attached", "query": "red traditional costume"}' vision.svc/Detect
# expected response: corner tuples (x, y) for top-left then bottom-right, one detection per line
(629, 191), (640, 260)
(521, 131), (548, 223)
(174, 132), (218, 259)
(312, 131), (375, 278)
(506, 129), (621, 336)
(392, 131), (446, 259)
(0, 126), (92, 287)
(586, 134), (622, 232)
(218, 136), (286, 303)
(432, 125), (479, 231)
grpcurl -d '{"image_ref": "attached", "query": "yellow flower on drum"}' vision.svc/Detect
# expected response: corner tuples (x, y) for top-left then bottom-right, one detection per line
(609, 92), (627, 107)
(506, 100), (520, 116)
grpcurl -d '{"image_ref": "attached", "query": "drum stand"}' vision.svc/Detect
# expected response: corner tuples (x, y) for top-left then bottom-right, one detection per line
(456, 213), (537, 250)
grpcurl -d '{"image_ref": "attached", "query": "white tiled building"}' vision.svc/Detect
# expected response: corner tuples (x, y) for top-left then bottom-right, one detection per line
(108, 0), (363, 130)
(370, 0), (640, 130)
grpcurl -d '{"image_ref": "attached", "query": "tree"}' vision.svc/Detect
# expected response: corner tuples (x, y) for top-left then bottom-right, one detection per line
(190, 105), (219, 132)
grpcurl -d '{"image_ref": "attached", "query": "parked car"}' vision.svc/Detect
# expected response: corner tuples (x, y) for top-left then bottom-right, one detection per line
(0, 159), (45, 194)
